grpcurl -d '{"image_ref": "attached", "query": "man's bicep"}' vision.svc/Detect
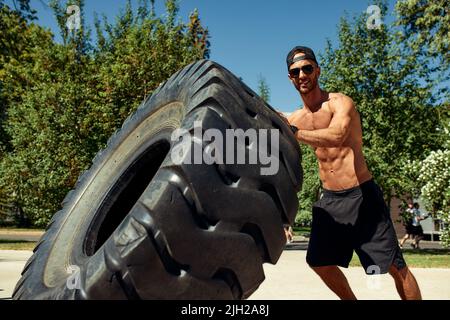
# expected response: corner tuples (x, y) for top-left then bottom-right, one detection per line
(328, 97), (354, 137)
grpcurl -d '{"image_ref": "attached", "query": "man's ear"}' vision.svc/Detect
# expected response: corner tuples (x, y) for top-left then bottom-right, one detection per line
(317, 65), (321, 77)
(288, 74), (295, 85)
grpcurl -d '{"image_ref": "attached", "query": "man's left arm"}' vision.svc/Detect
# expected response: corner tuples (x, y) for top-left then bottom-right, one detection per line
(294, 96), (354, 148)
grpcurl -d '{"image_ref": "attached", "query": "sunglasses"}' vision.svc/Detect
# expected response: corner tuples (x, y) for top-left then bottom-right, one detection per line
(289, 64), (314, 77)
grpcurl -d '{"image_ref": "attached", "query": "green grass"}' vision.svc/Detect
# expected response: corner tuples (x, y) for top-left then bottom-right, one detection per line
(349, 249), (450, 268)
(0, 240), (36, 250)
(293, 226), (311, 237)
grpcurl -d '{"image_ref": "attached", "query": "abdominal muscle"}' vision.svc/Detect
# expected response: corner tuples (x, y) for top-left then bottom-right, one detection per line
(315, 144), (373, 191)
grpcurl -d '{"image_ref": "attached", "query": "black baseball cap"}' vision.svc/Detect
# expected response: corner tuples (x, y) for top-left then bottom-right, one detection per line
(286, 46), (318, 70)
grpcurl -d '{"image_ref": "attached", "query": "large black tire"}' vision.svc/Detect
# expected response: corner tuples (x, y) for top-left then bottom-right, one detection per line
(13, 60), (302, 300)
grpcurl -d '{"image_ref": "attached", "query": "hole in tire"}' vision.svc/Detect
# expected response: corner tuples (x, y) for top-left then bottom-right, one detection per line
(85, 140), (171, 256)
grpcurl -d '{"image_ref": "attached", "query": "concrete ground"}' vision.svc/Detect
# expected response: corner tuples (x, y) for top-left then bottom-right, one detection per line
(0, 229), (44, 242)
(250, 248), (450, 300)
(1, 245), (449, 300)
(0, 250), (32, 300)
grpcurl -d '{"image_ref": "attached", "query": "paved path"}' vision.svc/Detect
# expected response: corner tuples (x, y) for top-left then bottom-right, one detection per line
(0, 250), (32, 299)
(1, 248), (449, 300)
(0, 230), (44, 242)
(249, 249), (450, 300)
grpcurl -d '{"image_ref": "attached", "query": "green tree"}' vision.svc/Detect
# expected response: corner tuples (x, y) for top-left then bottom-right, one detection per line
(403, 106), (449, 246)
(395, 0), (449, 67)
(0, 0), (36, 20)
(394, 0), (449, 246)
(418, 149), (450, 247)
(93, 0), (209, 131)
(0, 0), (92, 226)
(295, 144), (320, 227)
(0, 1), (58, 225)
(0, 0), (210, 227)
(319, 0), (441, 207)
(257, 74), (270, 103)
(0, 2), (39, 155)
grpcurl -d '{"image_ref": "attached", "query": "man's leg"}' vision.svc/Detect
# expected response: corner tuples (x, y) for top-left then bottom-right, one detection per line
(311, 265), (357, 300)
(388, 265), (422, 300)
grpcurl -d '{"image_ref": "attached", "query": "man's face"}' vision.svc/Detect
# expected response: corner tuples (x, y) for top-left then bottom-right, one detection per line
(288, 53), (320, 94)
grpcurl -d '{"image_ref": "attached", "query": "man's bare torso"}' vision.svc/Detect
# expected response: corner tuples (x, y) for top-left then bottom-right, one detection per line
(288, 92), (372, 190)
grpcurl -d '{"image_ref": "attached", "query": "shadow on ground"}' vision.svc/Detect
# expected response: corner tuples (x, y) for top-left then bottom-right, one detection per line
(284, 241), (309, 251)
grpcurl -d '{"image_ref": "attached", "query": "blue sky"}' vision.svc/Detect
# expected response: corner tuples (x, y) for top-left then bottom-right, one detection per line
(24, 0), (398, 112)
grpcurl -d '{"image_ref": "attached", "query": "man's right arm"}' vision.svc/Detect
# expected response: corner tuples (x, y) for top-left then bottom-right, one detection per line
(294, 96), (354, 148)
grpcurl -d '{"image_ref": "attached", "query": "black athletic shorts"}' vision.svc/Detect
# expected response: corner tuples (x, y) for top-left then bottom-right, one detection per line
(306, 179), (407, 274)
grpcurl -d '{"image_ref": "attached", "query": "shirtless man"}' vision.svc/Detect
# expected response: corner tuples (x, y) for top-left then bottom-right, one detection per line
(282, 46), (422, 300)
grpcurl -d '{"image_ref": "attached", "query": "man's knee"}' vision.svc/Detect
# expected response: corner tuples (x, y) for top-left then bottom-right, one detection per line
(389, 264), (409, 279)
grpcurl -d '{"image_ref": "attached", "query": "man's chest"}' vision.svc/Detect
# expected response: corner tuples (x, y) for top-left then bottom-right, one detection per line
(293, 108), (333, 131)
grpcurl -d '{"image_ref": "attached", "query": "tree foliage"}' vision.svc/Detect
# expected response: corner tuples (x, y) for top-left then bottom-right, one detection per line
(295, 144), (320, 227)
(257, 74), (270, 103)
(0, 0), (36, 20)
(418, 149), (450, 247)
(0, 2), (41, 155)
(395, 0), (449, 67)
(394, 0), (450, 246)
(0, 0), (210, 227)
(319, 0), (442, 206)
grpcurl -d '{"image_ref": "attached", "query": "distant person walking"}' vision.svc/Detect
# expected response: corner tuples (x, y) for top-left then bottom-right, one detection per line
(284, 224), (294, 243)
(399, 203), (415, 249)
(410, 203), (425, 249)
(399, 202), (425, 249)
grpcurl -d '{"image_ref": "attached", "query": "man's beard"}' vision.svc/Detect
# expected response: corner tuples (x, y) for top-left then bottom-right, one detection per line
(298, 77), (318, 94)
